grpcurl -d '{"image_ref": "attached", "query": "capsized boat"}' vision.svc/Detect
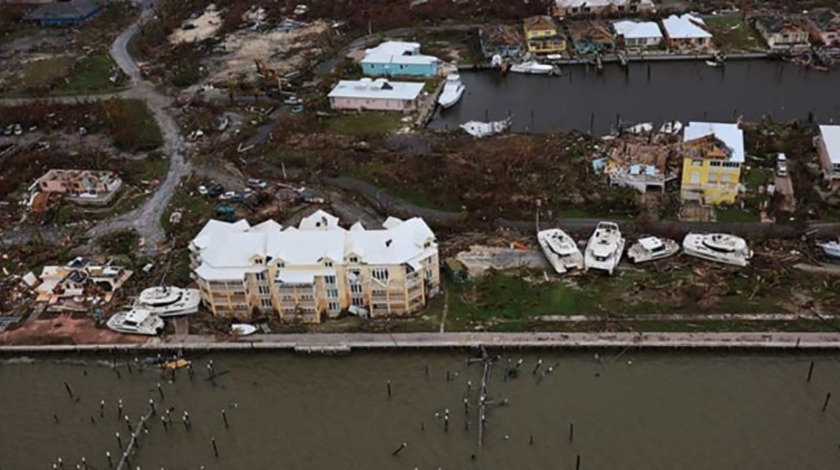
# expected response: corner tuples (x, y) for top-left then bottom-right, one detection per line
(106, 308), (164, 336)
(509, 61), (553, 75)
(682, 233), (753, 267)
(627, 236), (680, 263)
(161, 359), (191, 371)
(817, 240), (840, 260)
(460, 117), (512, 138)
(584, 221), (626, 275)
(135, 285), (201, 317)
(537, 228), (583, 274)
(437, 74), (465, 109)
(232, 323), (258, 336)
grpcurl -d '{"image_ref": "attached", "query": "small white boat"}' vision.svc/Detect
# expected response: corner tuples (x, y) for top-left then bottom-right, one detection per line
(135, 286), (201, 317)
(625, 122), (653, 134)
(106, 309), (164, 336)
(437, 74), (465, 109)
(460, 117), (512, 138)
(682, 233), (753, 267)
(817, 240), (840, 260)
(659, 120), (683, 135)
(509, 61), (553, 75)
(231, 324), (258, 336)
(584, 222), (626, 275)
(537, 228), (583, 274)
(627, 237), (680, 264)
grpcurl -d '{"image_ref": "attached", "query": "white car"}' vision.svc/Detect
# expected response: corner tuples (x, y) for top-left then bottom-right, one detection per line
(197, 185), (208, 196)
(218, 191), (237, 200)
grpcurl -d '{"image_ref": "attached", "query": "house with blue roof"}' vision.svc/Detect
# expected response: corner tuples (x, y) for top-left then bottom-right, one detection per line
(360, 41), (441, 77)
(24, 0), (106, 27)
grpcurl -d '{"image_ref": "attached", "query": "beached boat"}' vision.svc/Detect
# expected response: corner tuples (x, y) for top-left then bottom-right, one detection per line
(682, 233), (753, 267)
(537, 228), (583, 274)
(817, 240), (840, 260)
(460, 117), (512, 138)
(627, 237), (680, 263)
(135, 285), (201, 317)
(509, 61), (553, 75)
(659, 120), (683, 135)
(437, 74), (465, 109)
(232, 324), (258, 336)
(584, 222), (626, 275)
(106, 309), (164, 336)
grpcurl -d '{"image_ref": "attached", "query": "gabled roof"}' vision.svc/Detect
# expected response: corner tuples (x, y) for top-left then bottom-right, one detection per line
(820, 125), (840, 165)
(191, 219), (251, 251)
(299, 209), (340, 231)
(524, 16), (557, 32)
(662, 14), (712, 39)
(361, 41), (439, 66)
(613, 20), (663, 39)
(683, 122), (744, 163)
(328, 79), (424, 101)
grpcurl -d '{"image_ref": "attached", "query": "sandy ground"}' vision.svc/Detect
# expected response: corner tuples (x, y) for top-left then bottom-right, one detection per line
(206, 21), (328, 84)
(169, 9), (222, 44)
(0, 313), (146, 345)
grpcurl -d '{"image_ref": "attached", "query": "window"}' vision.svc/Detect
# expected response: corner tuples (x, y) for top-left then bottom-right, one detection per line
(691, 160), (702, 167)
(325, 275), (336, 285)
(352, 298), (365, 307)
(324, 260), (333, 267)
(255, 272), (266, 281)
(721, 173), (731, 182)
(260, 298), (272, 309)
(328, 302), (340, 312)
(709, 161), (722, 167)
(690, 172), (700, 184)
(350, 284), (363, 294)
(348, 256), (359, 263)
(258, 285), (270, 295)
(326, 288), (338, 299)
(373, 289), (386, 297)
(372, 268), (389, 281)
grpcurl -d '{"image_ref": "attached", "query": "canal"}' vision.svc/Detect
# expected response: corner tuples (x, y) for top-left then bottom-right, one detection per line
(430, 60), (840, 134)
(3, 351), (840, 469)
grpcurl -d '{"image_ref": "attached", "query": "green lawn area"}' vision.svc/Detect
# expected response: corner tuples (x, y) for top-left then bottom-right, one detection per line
(6, 53), (124, 98)
(703, 16), (766, 52)
(17, 56), (75, 93)
(53, 53), (122, 95)
(326, 113), (403, 136)
(715, 205), (761, 222)
(101, 99), (163, 152)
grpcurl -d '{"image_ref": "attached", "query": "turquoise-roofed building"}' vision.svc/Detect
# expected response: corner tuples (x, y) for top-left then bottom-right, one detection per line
(360, 41), (441, 77)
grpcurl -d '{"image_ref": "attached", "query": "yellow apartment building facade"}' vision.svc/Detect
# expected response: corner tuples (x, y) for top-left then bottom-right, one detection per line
(680, 122), (745, 205)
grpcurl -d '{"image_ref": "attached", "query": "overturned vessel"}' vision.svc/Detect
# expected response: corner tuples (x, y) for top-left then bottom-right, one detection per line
(460, 117), (512, 138)
(817, 240), (840, 260)
(537, 228), (583, 274)
(106, 308), (164, 336)
(135, 285), (201, 317)
(584, 221), (626, 275)
(627, 237), (680, 264)
(682, 233), (753, 267)
(437, 74), (465, 108)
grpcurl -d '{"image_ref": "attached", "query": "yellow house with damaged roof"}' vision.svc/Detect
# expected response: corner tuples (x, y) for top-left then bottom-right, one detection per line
(680, 122), (745, 205)
(523, 15), (567, 54)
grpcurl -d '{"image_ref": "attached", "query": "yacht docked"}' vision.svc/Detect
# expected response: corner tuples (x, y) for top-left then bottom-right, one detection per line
(682, 233), (753, 267)
(537, 228), (584, 274)
(627, 237), (680, 263)
(509, 61), (553, 75)
(437, 74), (465, 108)
(817, 240), (840, 260)
(106, 308), (164, 336)
(135, 285), (201, 317)
(232, 324), (258, 336)
(584, 222), (626, 275)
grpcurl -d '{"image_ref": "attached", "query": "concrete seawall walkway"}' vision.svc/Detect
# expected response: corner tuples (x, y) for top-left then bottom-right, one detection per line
(3, 332), (840, 353)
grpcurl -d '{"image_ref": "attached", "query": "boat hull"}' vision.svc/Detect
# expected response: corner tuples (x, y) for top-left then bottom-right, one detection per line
(136, 286), (201, 317)
(438, 85), (465, 108)
(584, 238), (625, 275)
(818, 242), (840, 259)
(106, 314), (164, 336)
(537, 229), (583, 274)
(682, 234), (751, 267)
(627, 239), (680, 263)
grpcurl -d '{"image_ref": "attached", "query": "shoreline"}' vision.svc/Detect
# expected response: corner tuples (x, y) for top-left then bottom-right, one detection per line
(3, 331), (840, 354)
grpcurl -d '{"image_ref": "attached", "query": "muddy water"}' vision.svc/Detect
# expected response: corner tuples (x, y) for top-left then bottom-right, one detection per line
(2, 352), (840, 469)
(430, 60), (840, 133)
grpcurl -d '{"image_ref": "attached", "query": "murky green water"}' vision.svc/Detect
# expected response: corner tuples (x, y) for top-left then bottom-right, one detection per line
(1, 351), (840, 469)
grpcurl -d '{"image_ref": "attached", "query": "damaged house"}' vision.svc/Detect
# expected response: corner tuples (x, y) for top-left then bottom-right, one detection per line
(661, 14), (712, 52)
(565, 20), (616, 54)
(31, 169), (123, 207)
(805, 8), (840, 47)
(552, 0), (656, 19)
(29, 257), (133, 311)
(599, 140), (677, 193)
(753, 15), (811, 52)
(479, 25), (524, 59)
(680, 122), (745, 205)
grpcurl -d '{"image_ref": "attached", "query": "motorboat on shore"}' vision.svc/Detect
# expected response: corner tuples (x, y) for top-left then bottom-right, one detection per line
(437, 74), (465, 108)
(537, 228), (583, 274)
(817, 240), (840, 260)
(106, 308), (164, 336)
(232, 324), (258, 336)
(682, 233), (753, 267)
(460, 117), (512, 138)
(509, 61), (553, 75)
(627, 237), (680, 263)
(135, 285), (201, 317)
(584, 221), (626, 275)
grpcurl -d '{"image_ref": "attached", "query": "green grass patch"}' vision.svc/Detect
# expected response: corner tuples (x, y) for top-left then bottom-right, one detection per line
(101, 99), (163, 152)
(715, 205), (761, 222)
(743, 167), (773, 192)
(326, 113), (403, 136)
(703, 16), (766, 52)
(53, 53), (122, 95)
(19, 56), (75, 92)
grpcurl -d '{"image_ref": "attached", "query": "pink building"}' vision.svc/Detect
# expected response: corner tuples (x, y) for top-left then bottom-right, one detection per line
(328, 78), (425, 112)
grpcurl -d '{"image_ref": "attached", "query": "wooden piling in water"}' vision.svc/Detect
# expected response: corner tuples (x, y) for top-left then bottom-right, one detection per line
(221, 409), (229, 429)
(576, 454), (581, 470)
(387, 380), (392, 399)
(807, 361), (815, 382)
(569, 422), (574, 442)
(64, 382), (74, 400)
(211, 437), (219, 458)
(391, 442), (407, 456)
(823, 392), (831, 412)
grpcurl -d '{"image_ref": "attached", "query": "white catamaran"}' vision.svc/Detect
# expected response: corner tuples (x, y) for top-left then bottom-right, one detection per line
(106, 308), (164, 336)
(682, 233), (753, 267)
(584, 222), (626, 275)
(537, 228), (583, 274)
(134, 285), (201, 317)
(627, 237), (680, 264)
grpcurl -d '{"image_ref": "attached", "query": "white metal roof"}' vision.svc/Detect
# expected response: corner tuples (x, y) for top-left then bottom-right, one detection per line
(556, 0), (653, 7)
(191, 219), (251, 251)
(683, 121), (745, 163)
(613, 20), (663, 39)
(662, 14), (712, 39)
(328, 79), (424, 101)
(361, 41), (439, 66)
(820, 125), (840, 164)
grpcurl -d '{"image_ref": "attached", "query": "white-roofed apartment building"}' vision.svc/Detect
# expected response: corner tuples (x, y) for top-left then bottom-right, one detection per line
(189, 210), (440, 323)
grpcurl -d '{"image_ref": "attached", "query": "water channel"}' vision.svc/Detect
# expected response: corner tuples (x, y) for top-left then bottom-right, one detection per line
(2, 351), (840, 469)
(430, 60), (840, 134)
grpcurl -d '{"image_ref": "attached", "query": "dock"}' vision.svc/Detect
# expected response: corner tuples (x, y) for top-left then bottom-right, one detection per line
(3, 332), (840, 354)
